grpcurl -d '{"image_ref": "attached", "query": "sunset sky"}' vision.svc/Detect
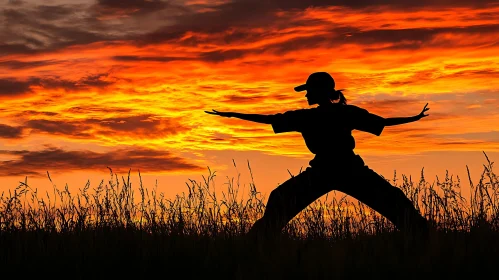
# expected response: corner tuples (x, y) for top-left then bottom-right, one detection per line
(1, 0), (498, 199)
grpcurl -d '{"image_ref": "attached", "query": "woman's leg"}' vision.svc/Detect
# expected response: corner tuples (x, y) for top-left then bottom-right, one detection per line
(338, 164), (429, 237)
(247, 167), (331, 239)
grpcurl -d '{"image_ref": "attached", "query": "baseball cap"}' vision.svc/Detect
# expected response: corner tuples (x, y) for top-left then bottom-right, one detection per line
(294, 72), (336, 92)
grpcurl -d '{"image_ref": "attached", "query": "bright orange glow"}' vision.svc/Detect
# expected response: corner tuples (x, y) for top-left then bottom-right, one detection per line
(0, 1), (498, 199)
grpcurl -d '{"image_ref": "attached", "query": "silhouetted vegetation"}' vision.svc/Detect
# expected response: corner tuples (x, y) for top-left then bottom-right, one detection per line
(1, 153), (498, 279)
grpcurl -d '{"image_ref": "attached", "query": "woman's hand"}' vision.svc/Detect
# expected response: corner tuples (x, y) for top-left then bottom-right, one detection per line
(415, 103), (430, 120)
(205, 109), (235, 118)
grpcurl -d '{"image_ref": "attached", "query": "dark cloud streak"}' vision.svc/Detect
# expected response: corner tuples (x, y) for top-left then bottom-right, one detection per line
(24, 114), (190, 138)
(0, 124), (24, 139)
(65, 106), (133, 114)
(1, 5), (113, 55)
(0, 73), (115, 96)
(0, 59), (58, 70)
(26, 120), (93, 138)
(0, 79), (33, 96)
(222, 94), (268, 104)
(0, 146), (203, 177)
(95, 0), (171, 16)
(113, 55), (193, 62)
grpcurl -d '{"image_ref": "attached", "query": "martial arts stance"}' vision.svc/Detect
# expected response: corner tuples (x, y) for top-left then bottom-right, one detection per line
(205, 72), (430, 239)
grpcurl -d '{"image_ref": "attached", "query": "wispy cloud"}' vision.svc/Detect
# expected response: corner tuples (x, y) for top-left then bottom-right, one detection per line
(24, 114), (190, 140)
(0, 146), (203, 177)
(0, 73), (116, 97)
(0, 59), (59, 70)
(0, 79), (33, 96)
(0, 124), (24, 139)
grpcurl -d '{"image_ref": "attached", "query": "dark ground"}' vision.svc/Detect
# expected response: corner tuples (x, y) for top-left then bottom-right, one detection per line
(2, 227), (498, 280)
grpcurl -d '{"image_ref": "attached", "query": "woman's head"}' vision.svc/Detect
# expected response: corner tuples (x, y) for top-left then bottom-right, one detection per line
(294, 72), (347, 106)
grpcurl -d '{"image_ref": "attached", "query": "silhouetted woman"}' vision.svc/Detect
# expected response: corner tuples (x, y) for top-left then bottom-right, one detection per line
(205, 72), (430, 239)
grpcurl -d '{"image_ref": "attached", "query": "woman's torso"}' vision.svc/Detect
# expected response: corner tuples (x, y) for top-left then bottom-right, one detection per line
(300, 104), (357, 155)
(271, 103), (384, 168)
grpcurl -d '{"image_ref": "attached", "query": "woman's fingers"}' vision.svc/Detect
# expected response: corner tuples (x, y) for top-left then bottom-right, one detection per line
(421, 103), (430, 114)
(205, 109), (231, 117)
(204, 109), (234, 118)
(416, 104), (430, 119)
(205, 109), (221, 115)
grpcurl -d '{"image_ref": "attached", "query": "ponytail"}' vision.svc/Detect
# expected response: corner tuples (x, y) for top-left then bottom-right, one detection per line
(337, 90), (347, 105)
(329, 89), (347, 105)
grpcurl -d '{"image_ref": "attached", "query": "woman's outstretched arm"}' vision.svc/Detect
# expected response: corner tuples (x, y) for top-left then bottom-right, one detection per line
(384, 103), (430, 126)
(205, 110), (274, 124)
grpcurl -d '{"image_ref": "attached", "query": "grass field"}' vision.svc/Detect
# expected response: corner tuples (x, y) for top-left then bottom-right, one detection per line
(1, 153), (498, 279)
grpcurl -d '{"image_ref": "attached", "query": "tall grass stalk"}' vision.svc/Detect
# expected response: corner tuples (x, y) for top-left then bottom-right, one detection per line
(1, 153), (497, 239)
